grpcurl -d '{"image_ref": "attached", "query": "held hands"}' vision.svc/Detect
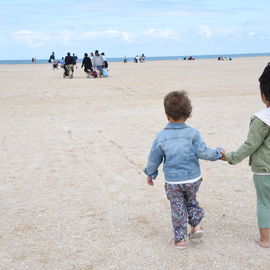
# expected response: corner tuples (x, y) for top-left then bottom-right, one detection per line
(146, 176), (154, 186)
(219, 151), (227, 161)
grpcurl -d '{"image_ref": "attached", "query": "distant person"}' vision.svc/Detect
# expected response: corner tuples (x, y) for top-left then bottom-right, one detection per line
(92, 50), (105, 78)
(64, 52), (75, 79)
(48, 52), (55, 63)
(32, 57), (34, 64)
(101, 52), (108, 69)
(140, 53), (145, 63)
(144, 91), (223, 249)
(81, 53), (93, 78)
(60, 57), (65, 67)
(124, 55), (127, 63)
(221, 63), (270, 248)
(90, 52), (94, 62)
(72, 53), (78, 69)
(134, 55), (139, 63)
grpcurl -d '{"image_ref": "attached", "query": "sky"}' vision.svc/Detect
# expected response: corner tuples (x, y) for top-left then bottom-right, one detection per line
(0, 0), (270, 60)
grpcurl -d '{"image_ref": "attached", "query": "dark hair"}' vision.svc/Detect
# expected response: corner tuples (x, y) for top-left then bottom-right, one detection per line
(84, 53), (88, 57)
(164, 91), (192, 121)
(259, 62), (270, 101)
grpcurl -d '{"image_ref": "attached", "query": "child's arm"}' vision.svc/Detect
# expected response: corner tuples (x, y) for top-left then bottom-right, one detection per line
(226, 117), (268, 164)
(194, 131), (222, 161)
(144, 139), (164, 183)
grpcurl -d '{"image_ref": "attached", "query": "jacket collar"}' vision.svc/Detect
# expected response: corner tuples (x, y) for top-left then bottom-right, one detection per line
(165, 123), (187, 129)
(254, 107), (270, 126)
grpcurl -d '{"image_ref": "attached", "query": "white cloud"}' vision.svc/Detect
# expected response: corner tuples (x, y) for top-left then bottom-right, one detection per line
(198, 25), (211, 38)
(10, 31), (49, 48)
(9, 29), (134, 48)
(248, 32), (256, 38)
(10, 30), (74, 48)
(143, 29), (181, 40)
(82, 30), (134, 43)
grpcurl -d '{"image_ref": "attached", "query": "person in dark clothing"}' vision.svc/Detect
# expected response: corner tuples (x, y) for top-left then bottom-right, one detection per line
(48, 52), (55, 63)
(81, 53), (93, 77)
(65, 52), (75, 65)
(64, 52), (75, 79)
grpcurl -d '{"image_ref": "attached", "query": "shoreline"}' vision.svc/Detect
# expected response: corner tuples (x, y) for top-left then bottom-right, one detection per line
(0, 53), (269, 65)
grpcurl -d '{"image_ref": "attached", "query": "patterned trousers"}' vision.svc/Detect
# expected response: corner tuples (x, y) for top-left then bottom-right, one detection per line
(165, 179), (204, 241)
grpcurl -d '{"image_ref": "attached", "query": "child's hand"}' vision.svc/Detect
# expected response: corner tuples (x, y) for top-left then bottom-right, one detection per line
(220, 151), (227, 161)
(146, 176), (154, 186)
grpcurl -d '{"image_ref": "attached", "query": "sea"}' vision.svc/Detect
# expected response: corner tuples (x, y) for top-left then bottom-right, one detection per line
(0, 52), (269, 65)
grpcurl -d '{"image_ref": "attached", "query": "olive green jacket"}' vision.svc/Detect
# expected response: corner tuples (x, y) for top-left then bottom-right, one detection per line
(226, 112), (270, 173)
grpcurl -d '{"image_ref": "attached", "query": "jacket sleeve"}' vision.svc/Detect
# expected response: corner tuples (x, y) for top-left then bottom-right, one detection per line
(226, 117), (268, 165)
(194, 131), (222, 161)
(144, 138), (164, 179)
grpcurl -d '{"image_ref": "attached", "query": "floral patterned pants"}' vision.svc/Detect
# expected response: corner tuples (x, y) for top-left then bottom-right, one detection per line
(165, 179), (204, 241)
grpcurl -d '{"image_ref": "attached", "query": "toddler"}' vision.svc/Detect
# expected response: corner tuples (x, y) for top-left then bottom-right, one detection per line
(222, 63), (270, 248)
(144, 91), (222, 249)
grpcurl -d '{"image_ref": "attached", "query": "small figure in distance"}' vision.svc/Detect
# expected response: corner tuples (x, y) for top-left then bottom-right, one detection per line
(81, 53), (93, 78)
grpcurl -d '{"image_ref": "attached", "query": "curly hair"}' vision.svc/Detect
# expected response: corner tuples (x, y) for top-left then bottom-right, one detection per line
(259, 62), (270, 101)
(164, 91), (192, 121)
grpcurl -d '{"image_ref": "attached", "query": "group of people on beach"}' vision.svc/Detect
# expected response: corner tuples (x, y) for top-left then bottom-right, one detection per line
(144, 63), (270, 249)
(49, 50), (108, 79)
(133, 54), (145, 63)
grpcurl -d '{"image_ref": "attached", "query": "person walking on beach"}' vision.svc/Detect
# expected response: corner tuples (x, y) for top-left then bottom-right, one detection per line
(90, 52), (94, 62)
(49, 52), (55, 63)
(221, 63), (270, 248)
(64, 52), (75, 79)
(72, 53), (78, 69)
(101, 52), (108, 69)
(144, 91), (223, 249)
(92, 50), (105, 78)
(81, 53), (93, 78)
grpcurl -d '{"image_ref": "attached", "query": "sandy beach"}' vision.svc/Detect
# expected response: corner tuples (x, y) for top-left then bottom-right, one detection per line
(1, 57), (270, 270)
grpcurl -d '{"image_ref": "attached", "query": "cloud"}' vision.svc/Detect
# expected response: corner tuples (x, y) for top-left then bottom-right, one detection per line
(8, 29), (134, 48)
(82, 30), (134, 43)
(198, 25), (211, 38)
(10, 31), (48, 48)
(143, 29), (181, 40)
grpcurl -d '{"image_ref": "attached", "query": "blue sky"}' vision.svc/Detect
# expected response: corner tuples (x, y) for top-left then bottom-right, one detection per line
(0, 0), (269, 60)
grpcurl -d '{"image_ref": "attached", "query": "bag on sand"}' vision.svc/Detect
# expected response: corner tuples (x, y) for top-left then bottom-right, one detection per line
(91, 70), (98, 78)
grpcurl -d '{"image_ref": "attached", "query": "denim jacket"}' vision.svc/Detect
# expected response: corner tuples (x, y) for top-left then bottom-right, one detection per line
(144, 123), (222, 183)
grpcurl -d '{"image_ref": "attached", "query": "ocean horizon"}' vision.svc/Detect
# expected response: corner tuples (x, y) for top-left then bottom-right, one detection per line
(0, 52), (269, 65)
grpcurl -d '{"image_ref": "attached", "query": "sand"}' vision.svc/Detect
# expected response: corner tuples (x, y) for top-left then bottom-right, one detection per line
(0, 57), (270, 270)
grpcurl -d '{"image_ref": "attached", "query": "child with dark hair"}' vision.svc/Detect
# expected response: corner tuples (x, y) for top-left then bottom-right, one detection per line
(221, 63), (270, 248)
(144, 91), (223, 249)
